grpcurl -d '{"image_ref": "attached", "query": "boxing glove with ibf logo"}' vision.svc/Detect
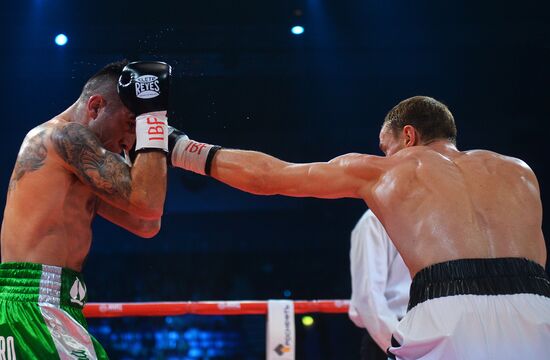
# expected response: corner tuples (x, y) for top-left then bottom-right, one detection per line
(118, 61), (172, 152)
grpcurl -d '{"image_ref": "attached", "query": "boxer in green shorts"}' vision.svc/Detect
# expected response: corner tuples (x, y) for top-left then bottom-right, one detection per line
(0, 263), (106, 359)
(1, 61), (171, 358)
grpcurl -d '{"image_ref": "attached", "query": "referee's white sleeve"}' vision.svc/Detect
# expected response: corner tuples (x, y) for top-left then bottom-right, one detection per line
(348, 210), (408, 351)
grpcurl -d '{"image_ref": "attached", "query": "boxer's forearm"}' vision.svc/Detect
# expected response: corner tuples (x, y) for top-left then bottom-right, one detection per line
(209, 149), (360, 199)
(169, 131), (369, 199)
(97, 199), (162, 238)
(169, 134), (295, 194)
(210, 149), (290, 195)
(129, 151), (167, 219)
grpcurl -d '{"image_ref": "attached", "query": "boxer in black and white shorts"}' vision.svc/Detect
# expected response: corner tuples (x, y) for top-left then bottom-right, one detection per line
(166, 95), (550, 359)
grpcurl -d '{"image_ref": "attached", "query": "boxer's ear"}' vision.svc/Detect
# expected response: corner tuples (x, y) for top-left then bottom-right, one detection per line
(87, 95), (105, 120)
(402, 125), (418, 147)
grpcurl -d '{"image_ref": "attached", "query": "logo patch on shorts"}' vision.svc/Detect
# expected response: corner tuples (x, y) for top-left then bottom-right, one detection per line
(71, 349), (89, 359)
(135, 75), (161, 99)
(70, 279), (87, 306)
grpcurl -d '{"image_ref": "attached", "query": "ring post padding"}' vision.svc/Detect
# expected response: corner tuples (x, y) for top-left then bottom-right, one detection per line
(266, 300), (295, 360)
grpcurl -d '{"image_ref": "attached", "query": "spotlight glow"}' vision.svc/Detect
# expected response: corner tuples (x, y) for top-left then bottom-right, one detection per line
(55, 34), (68, 46)
(291, 26), (304, 35)
(302, 315), (314, 327)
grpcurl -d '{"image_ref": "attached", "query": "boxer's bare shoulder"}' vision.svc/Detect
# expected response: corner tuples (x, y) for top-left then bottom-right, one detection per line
(9, 118), (67, 186)
(452, 149), (540, 191)
(9, 118), (131, 201)
(9, 125), (50, 191)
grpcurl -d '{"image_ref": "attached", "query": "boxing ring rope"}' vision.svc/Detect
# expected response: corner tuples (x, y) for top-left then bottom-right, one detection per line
(85, 300), (350, 359)
(84, 299), (349, 317)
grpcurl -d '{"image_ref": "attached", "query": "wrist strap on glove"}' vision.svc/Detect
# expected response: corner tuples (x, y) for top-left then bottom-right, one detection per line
(135, 111), (168, 152)
(171, 137), (221, 175)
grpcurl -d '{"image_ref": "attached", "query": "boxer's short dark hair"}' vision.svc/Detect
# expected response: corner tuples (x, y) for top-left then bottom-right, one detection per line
(80, 60), (129, 100)
(383, 96), (457, 144)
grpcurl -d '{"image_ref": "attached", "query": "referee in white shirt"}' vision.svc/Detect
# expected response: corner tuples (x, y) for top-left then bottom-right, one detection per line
(349, 209), (411, 359)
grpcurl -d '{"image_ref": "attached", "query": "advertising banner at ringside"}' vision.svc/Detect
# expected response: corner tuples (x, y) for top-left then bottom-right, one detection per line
(266, 300), (295, 360)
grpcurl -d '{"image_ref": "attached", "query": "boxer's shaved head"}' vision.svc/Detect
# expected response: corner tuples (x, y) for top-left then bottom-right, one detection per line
(383, 96), (457, 145)
(79, 60), (129, 104)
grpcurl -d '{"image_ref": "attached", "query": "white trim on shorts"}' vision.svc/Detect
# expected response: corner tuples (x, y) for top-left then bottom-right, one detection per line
(388, 293), (550, 360)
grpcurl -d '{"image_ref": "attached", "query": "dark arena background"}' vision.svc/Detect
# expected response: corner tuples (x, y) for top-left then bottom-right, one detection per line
(1, 1), (549, 359)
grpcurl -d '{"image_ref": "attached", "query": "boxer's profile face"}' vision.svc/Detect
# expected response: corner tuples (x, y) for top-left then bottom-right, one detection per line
(379, 124), (404, 157)
(87, 94), (136, 154)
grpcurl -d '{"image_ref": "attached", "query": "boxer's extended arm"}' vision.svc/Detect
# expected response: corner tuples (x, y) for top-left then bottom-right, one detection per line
(51, 122), (166, 219)
(210, 149), (379, 198)
(168, 127), (386, 199)
(96, 199), (161, 238)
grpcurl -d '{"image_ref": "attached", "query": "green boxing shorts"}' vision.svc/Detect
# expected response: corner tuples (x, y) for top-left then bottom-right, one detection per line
(0, 262), (109, 359)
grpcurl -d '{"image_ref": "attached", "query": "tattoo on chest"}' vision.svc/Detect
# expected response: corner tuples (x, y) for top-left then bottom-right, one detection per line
(51, 123), (132, 199)
(9, 131), (48, 190)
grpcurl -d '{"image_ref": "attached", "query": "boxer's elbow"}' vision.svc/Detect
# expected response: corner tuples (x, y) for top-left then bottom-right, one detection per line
(131, 203), (164, 220)
(130, 192), (166, 220)
(133, 218), (162, 238)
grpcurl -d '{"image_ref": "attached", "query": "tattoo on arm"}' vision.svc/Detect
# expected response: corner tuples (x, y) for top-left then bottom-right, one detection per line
(51, 123), (132, 200)
(9, 130), (48, 190)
